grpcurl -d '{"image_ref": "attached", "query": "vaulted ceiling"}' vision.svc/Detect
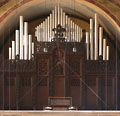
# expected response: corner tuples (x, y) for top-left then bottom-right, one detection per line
(0, 0), (120, 51)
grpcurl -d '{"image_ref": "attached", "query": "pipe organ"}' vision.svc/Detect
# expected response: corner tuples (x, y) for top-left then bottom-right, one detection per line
(9, 5), (110, 61)
(2, 5), (117, 111)
(9, 16), (34, 60)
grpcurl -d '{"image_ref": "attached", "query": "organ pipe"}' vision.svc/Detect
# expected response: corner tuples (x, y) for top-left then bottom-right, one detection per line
(61, 8), (63, 26)
(32, 42), (34, 55)
(55, 6), (57, 28)
(72, 22), (75, 42)
(20, 16), (24, 59)
(70, 20), (73, 42)
(65, 15), (68, 37)
(41, 23), (43, 42)
(43, 21), (45, 42)
(68, 18), (71, 41)
(58, 4), (60, 24)
(79, 27), (81, 42)
(24, 22), (28, 60)
(38, 25), (41, 42)
(52, 10), (55, 37)
(86, 32), (89, 60)
(48, 17), (50, 41)
(90, 19), (94, 60)
(63, 12), (66, 28)
(45, 19), (48, 42)
(77, 25), (79, 42)
(80, 28), (83, 40)
(103, 39), (106, 60)
(15, 30), (19, 56)
(99, 27), (103, 56)
(95, 13), (99, 60)
(9, 47), (12, 60)
(28, 35), (32, 60)
(12, 41), (15, 60)
(75, 24), (77, 42)
(106, 46), (110, 60)
(50, 14), (52, 39)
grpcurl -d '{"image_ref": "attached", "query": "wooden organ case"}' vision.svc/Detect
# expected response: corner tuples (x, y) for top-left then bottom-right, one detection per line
(0, 24), (120, 110)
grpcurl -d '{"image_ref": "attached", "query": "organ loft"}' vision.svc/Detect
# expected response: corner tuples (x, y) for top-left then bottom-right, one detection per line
(0, 1), (120, 112)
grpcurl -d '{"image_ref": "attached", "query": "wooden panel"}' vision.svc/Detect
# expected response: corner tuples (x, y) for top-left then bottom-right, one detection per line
(53, 77), (65, 97)
(20, 77), (32, 109)
(86, 78), (97, 108)
(71, 79), (81, 109)
(37, 78), (49, 109)
(38, 59), (49, 76)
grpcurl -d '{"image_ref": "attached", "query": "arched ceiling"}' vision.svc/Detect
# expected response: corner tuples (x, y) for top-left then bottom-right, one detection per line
(0, 0), (120, 51)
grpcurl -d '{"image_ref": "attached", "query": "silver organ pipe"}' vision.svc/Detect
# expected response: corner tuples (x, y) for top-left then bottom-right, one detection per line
(43, 21), (45, 42)
(38, 25), (41, 42)
(28, 35), (32, 60)
(55, 6), (57, 28)
(9, 47), (12, 60)
(63, 12), (66, 37)
(103, 39), (107, 60)
(36, 26), (39, 41)
(80, 28), (82, 40)
(99, 27), (103, 56)
(41, 24), (42, 41)
(79, 27), (81, 42)
(106, 46), (110, 60)
(86, 32), (89, 60)
(24, 22), (28, 60)
(48, 16), (50, 41)
(72, 22), (75, 42)
(63, 12), (66, 28)
(32, 42), (34, 56)
(61, 8), (63, 26)
(50, 14), (52, 40)
(45, 19), (48, 42)
(68, 18), (71, 41)
(65, 15), (68, 37)
(52, 10), (55, 37)
(12, 41), (15, 60)
(20, 16), (24, 59)
(95, 13), (99, 60)
(70, 20), (73, 42)
(90, 19), (94, 60)
(58, 4), (60, 25)
(75, 24), (77, 42)
(15, 30), (19, 56)
(77, 25), (79, 42)
(42, 22), (44, 41)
